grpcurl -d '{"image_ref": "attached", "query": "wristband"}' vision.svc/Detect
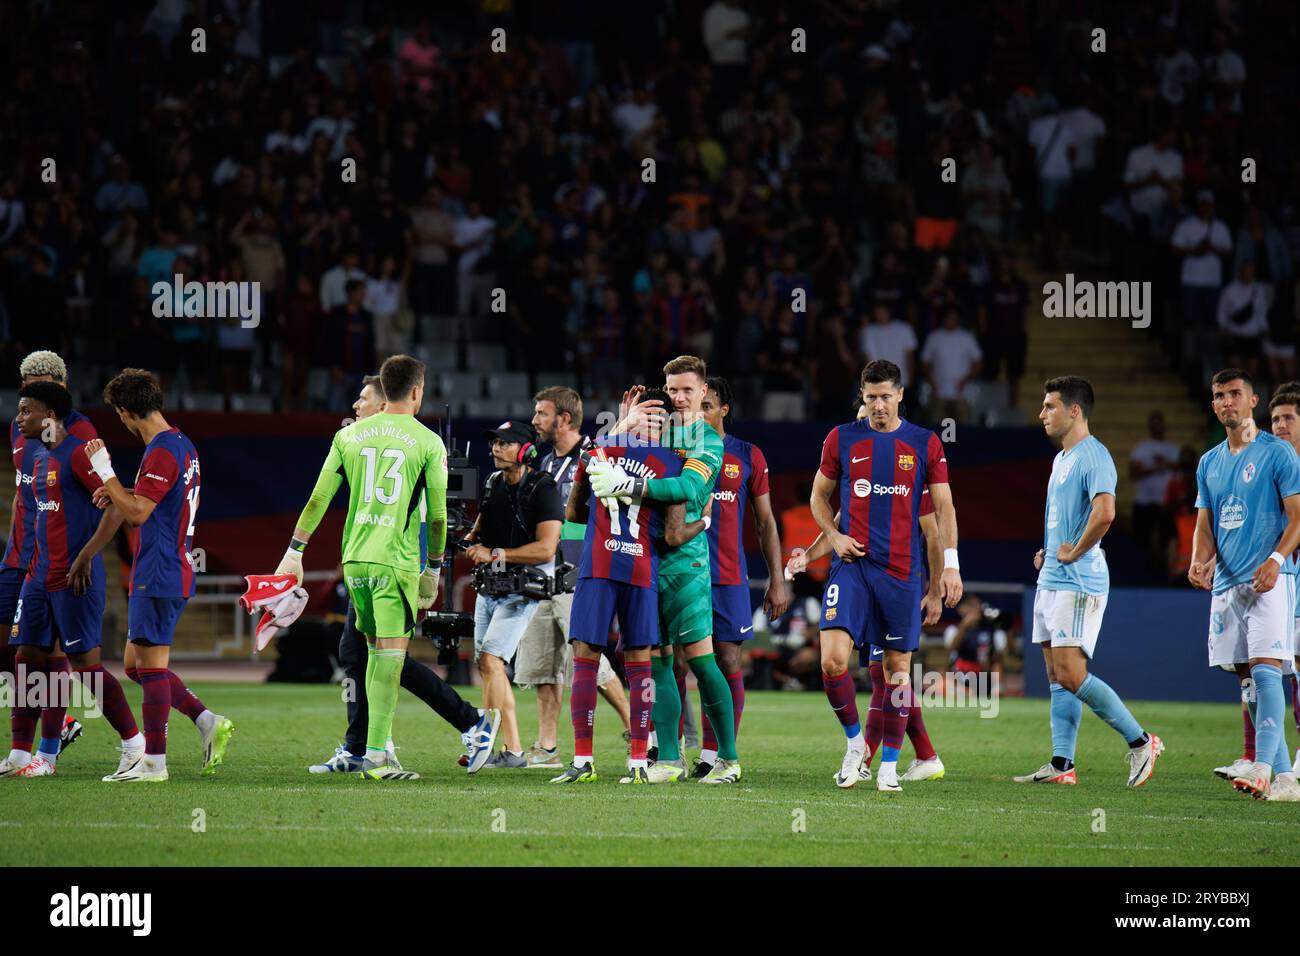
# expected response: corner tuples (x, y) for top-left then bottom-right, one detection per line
(702, 516), (712, 531)
(1269, 551), (1285, 568)
(88, 451), (116, 483)
(943, 548), (960, 570)
(288, 537), (308, 553)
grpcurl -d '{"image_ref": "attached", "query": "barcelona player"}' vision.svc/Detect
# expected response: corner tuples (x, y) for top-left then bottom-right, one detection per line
(811, 360), (962, 793)
(85, 369), (233, 782)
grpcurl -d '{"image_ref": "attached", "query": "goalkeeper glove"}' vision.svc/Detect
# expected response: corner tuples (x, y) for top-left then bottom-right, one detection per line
(276, 545), (305, 586)
(589, 462), (645, 502)
(418, 566), (441, 610)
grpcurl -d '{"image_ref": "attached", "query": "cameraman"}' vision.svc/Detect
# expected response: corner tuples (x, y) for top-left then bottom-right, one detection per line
(464, 421), (563, 768)
(514, 386), (631, 769)
(943, 593), (1008, 683)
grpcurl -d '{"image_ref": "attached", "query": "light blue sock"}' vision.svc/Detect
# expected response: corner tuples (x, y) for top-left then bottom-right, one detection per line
(1050, 682), (1082, 761)
(1075, 674), (1144, 744)
(1251, 664), (1285, 775)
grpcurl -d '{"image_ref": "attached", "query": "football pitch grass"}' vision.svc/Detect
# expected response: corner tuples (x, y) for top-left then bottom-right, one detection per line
(3, 683), (1297, 867)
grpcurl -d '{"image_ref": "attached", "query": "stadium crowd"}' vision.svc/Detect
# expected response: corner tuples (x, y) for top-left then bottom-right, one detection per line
(0, 1), (1295, 421)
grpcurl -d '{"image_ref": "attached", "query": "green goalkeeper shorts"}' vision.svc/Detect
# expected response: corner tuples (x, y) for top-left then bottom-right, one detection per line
(343, 561), (419, 638)
(658, 570), (713, 646)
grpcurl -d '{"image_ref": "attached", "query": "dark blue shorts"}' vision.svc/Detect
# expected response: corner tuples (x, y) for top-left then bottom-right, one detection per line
(0, 566), (23, 639)
(711, 583), (754, 643)
(570, 577), (659, 649)
(820, 558), (923, 652)
(128, 595), (188, 646)
(12, 574), (106, 652)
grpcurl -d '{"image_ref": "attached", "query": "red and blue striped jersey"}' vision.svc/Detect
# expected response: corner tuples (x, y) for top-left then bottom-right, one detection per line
(5, 410), (97, 571)
(575, 438), (683, 588)
(818, 418), (948, 581)
(130, 428), (201, 598)
(706, 434), (770, 586)
(28, 438), (105, 590)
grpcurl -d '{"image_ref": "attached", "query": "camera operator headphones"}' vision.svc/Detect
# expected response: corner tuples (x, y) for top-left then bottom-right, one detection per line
(486, 420), (539, 466)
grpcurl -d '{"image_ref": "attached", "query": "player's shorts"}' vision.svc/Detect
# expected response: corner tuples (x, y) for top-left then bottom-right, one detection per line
(343, 561), (418, 638)
(711, 583), (754, 643)
(819, 559), (923, 652)
(473, 592), (539, 662)
(516, 592), (619, 686)
(11, 576), (107, 651)
(1293, 616), (1300, 660)
(1031, 587), (1107, 659)
(659, 570), (712, 646)
(1208, 580), (1297, 672)
(571, 577), (659, 649)
(0, 565), (24, 639)
(127, 595), (188, 646)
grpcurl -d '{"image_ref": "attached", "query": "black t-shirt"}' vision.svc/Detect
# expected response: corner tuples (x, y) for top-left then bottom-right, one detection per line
(477, 469), (565, 562)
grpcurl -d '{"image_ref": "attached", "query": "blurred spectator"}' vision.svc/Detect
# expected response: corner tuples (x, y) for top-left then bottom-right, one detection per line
(979, 254), (1029, 407)
(94, 156), (149, 220)
(325, 279), (375, 411)
(1203, 27), (1246, 114)
(453, 199), (495, 316)
(759, 306), (807, 420)
(1123, 127), (1183, 239)
(409, 186), (455, 322)
(860, 303), (917, 388)
(1027, 107), (1076, 265)
(921, 306), (982, 423)
(1216, 258), (1269, 377)
(1129, 411), (1179, 572)
(320, 248), (367, 313)
(962, 139), (1011, 243)
(811, 305), (859, 419)
(1172, 190), (1233, 373)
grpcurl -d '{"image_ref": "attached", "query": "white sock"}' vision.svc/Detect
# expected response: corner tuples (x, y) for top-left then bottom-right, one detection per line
(574, 755), (592, 767)
(700, 748), (718, 765)
(649, 729), (658, 748)
(880, 758), (898, 772)
(122, 732), (145, 752)
(629, 758), (647, 770)
(386, 737), (396, 752)
(847, 730), (865, 749)
(1278, 771), (1296, 784)
(145, 753), (166, 771)
(195, 709), (216, 733)
(8, 749), (31, 766)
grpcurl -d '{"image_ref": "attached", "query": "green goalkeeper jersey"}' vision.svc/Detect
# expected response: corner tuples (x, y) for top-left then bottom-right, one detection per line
(655, 417), (724, 577)
(298, 412), (448, 571)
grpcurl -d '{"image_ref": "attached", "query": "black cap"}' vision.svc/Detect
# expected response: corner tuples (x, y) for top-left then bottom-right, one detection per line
(484, 420), (536, 445)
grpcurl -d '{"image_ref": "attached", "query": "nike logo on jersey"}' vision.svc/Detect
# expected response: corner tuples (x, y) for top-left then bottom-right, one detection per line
(740, 626), (753, 634)
(852, 456), (871, 464)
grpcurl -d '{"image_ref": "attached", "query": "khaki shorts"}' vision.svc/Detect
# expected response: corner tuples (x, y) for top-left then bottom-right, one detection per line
(514, 592), (617, 688)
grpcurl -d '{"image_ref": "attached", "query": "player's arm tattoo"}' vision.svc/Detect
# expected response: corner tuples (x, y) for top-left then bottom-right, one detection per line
(664, 502), (705, 547)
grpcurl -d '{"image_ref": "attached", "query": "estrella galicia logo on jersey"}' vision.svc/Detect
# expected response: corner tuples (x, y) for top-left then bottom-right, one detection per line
(824, 607), (837, 621)
(45, 469), (57, 486)
(724, 462), (740, 479)
(1219, 495), (1247, 531)
(897, 453), (915, 471)
(1242, 462), (1256, 483)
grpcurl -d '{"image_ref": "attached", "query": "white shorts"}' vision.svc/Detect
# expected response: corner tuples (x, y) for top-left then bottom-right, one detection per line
(1031, 588), (1107, 659)
(1208, 579), (1296, 671)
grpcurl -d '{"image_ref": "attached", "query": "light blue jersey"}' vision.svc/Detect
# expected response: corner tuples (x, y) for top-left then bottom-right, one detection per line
(1037, 435), (1116, 595)
(1195, 431), (1300, 594)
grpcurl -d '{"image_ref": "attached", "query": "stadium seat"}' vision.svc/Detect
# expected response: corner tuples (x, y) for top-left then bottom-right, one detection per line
(230, 393), (274, 413)
(464, 398), (512, 419)
(484, 371), (529, 399)
(417, 344), (459, 371)
(424, 316), (462, 345)
(437, 371), (484, 399)
(0, 390), (16, 416)
(180, 393), (225, 412)
(466, 343), (507, 370)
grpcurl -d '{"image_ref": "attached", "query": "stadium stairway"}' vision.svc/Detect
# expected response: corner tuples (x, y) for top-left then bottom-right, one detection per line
(1015, 263), (1208, 529)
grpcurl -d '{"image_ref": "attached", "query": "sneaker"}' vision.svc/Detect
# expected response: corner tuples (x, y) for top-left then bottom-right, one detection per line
(59, 716), (83, 753)
(385, 744), (403, 771)
(1266, 774), (1300, 802)
(200, 715), (234, 776)
(550, 762), (598, 783)
(110, 746), (145, 777)
(465, 709), (500, 775)
(834, 744), (866, 789)
(15, 753), (55, 777)
(700, 758), (742, 784)
(458, 731), (471, 767)
(1126, 733), (1164, 788)
(483, 750), (527, 769)
(876, 762), (901, 793)
(858, 764), (874, 781)
(645, 758), (686, 783)
(524, 743), (563, 769)
(358, 757), (420, 781)
(1013, 762), (1078, 784)
(619, 766), (651, 784)
(0, 753), (32, 777)
(1213, 757), (1255, 781)
(103, 755), (168, 783)
(901, 756), (946, 782)
(309, 745), (365, 774)
(690, 759), (714, 779)
(1231, 761), (1271, 800)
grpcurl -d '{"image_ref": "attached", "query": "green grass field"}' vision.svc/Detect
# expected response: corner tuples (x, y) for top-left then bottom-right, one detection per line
(2, 683), (1297, 866)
